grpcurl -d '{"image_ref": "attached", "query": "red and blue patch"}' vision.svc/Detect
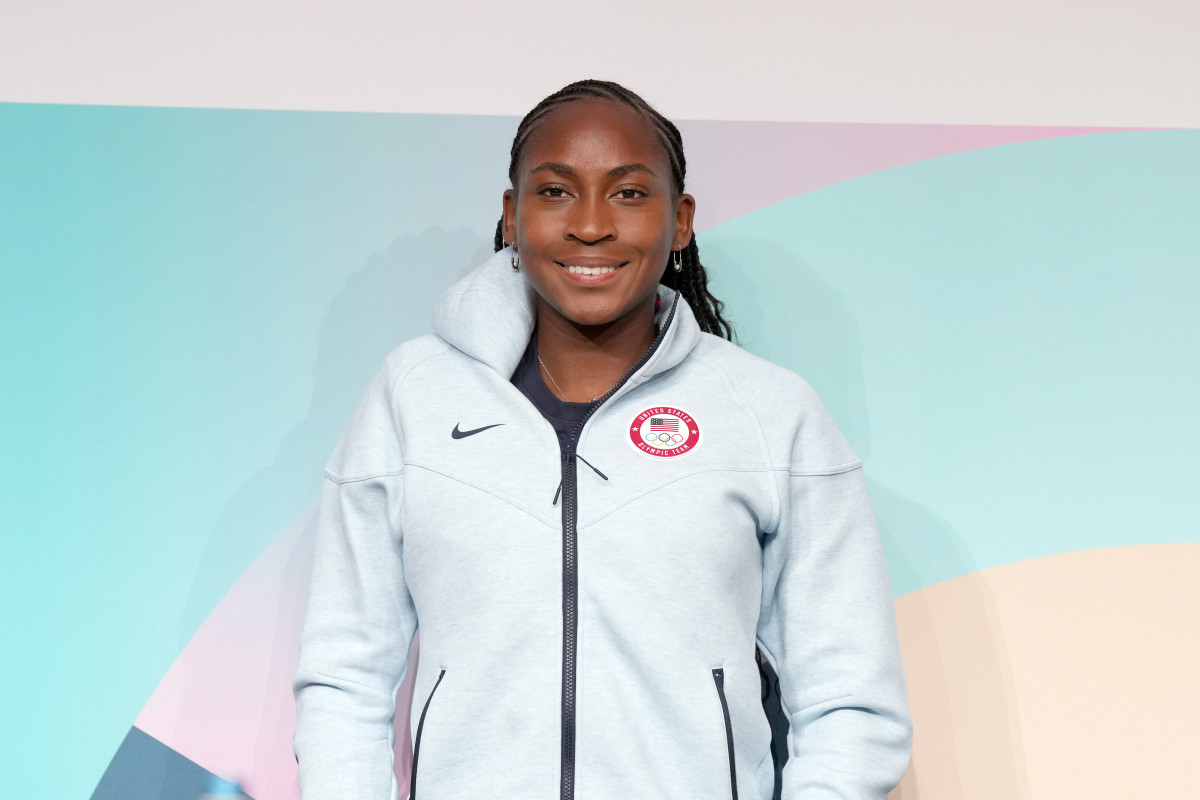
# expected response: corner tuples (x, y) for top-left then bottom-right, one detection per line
(628, 406), (700, 458)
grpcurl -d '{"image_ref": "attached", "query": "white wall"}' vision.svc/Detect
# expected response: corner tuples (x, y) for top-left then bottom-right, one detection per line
(2, 0), (1198, 126)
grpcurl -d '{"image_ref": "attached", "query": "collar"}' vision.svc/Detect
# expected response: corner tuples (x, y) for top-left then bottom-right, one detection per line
(432, 246), (702, 387)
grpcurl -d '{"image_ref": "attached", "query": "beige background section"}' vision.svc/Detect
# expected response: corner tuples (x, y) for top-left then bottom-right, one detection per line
(890, 543), (1200, 799)
(1, 0), (1197, 126)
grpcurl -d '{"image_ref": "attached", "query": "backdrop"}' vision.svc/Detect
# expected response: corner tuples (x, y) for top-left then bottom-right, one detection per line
(2, 2), (1198, 799)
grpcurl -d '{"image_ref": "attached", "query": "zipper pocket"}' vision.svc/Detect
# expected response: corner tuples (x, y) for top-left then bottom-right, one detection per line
(409, 668), (446, 800)
(711, 667), (738, 800)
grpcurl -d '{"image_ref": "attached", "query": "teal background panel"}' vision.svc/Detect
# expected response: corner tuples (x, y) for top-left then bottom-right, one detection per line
(0, 103), (513, 798)
(700, 129), (1200, 595)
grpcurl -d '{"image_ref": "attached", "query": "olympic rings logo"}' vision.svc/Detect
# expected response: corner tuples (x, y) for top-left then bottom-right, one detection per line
(644, 432), (684, 446)
(628, 406), (700, 459)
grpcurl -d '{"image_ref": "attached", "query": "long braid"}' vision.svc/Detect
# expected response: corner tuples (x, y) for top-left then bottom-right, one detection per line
(657, 233), (732, 341)
(493, 79), (735, 341)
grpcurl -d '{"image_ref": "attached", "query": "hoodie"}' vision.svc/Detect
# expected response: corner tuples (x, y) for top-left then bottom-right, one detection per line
(292, 247), (912, 800)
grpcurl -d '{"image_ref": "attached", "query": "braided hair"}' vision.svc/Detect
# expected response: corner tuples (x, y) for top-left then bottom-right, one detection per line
(493, 79), (734, 341)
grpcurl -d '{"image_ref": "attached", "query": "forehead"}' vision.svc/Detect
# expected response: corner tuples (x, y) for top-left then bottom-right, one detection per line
(519, 99), (671, 177)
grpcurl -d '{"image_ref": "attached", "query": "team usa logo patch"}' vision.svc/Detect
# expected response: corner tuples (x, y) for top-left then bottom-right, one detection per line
(629, 406), (701, 459)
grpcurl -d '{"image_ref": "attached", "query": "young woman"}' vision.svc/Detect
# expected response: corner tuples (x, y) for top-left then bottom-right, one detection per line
(293, 80), (912, 800)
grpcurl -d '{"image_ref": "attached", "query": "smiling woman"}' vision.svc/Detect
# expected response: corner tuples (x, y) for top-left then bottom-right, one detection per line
(498, 83), (729, 403)
(292, 79), (913, 800)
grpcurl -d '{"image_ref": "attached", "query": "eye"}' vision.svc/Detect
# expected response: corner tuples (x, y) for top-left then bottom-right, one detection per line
(537, 185), (570, 198)
(615, 187), (648, 200)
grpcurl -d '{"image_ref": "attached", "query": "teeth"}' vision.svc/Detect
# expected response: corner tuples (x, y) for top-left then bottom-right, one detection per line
(566, 265), (617, 275)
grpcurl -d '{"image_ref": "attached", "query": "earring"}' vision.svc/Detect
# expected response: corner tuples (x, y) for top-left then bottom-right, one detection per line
(673, 248), (683, 273)
(511, 245), (519, 271)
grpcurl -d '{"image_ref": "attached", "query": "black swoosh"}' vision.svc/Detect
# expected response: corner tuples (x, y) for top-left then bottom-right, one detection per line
(451, 422), (504, 439)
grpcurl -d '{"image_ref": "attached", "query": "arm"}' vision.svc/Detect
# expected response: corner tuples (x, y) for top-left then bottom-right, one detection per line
(293, 365), (418, 800)
(756, 464), (912, 799)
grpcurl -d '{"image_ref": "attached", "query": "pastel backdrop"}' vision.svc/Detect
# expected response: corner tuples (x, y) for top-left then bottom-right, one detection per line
(1, 3), (1197, 799)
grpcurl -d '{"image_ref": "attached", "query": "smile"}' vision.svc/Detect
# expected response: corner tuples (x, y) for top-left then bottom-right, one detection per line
(564, 265), (619, 275)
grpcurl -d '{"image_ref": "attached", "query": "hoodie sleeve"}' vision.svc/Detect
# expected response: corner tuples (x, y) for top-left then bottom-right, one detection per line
(755, 387), (912, 798)
(293, 361), (417, 800)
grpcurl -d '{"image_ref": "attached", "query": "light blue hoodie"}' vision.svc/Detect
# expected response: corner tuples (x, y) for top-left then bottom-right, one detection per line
(293, 248), (912, 799)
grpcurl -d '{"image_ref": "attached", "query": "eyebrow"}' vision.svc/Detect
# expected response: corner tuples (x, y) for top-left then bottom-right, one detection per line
(528, 162), (657, 179)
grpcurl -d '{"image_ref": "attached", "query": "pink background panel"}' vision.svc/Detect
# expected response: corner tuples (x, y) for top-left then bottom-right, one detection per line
(135, 502), (423, 799)
(681, 121), (1133, 231)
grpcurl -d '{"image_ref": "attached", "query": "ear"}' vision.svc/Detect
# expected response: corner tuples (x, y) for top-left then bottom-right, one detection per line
(672, 192), (696, 251)
(502, 189), (517, 247)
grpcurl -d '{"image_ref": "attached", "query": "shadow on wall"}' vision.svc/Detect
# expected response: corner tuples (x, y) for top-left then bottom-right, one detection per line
(889, 567), (1032, 800)
(161, 227), (491, 792)
(897, 544), (1200, 799)
(700, 235), (871, 456)
(178, 226), (492, 644)
(702, 234), (985, 587)
(876, 482), (1033, 799)
(701, 235), (1031, 797)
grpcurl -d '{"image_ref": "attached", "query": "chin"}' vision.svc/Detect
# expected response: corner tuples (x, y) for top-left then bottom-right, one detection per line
(561, 308), (622, 328)
(554, 298), (628, 328)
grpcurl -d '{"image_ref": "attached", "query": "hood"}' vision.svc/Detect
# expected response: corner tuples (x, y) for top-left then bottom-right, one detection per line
(432, 246), (702, 390)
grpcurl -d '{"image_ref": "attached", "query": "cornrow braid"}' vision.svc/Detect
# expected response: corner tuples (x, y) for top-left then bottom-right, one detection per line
(492, 79), (734, 341)
(659, 233), (733, 341)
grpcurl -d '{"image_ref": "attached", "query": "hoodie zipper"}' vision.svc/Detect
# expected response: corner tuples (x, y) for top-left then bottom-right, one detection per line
(557, 294), (679, 800)
(712, 667), (738, 799)
(409, 668), (446, 800)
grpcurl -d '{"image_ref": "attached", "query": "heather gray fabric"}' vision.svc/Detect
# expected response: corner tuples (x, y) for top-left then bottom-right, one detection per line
(293, 247), (912, 800)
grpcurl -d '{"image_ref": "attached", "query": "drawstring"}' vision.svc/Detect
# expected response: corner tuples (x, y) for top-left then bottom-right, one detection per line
(576, 454), (608, 480)
(551, 452), (609, 506)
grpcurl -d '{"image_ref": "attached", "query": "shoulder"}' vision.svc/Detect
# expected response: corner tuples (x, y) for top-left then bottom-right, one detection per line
(376, 334), (455, 390)
(325, 335), (452, 481)
(689, 334), (861, 474)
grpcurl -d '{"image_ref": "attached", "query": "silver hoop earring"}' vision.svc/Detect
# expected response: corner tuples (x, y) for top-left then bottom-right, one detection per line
(511, 247), (519, 271)
(673, 248), (683, 273)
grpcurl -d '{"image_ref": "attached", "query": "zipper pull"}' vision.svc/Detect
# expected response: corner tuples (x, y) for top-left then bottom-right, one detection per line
(576, 453), (608, 481)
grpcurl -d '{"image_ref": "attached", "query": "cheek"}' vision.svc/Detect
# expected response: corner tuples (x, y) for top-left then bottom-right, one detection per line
(515, 212), (560, 251)
(616, 206), (672, 246)
(635, 221), (675, 261)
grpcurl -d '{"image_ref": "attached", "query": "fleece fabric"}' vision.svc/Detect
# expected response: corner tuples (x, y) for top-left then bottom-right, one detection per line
(292, 247), (913, 800)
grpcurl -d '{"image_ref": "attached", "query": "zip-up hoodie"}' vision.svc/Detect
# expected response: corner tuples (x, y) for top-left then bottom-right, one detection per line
(293, 248), (912, 800)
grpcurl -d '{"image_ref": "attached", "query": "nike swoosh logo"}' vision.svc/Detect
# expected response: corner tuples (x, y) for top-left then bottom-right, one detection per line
(451, 422), (504, 439)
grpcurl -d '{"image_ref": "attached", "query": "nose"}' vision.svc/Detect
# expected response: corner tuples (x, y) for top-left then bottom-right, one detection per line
(565, 191), (616, 245)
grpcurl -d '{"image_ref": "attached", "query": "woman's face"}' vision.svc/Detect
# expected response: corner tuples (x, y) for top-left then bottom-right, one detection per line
(502, 99), (695, 329)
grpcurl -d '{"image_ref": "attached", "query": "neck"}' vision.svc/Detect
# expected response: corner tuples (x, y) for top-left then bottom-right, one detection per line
(535, 297), (659, 403)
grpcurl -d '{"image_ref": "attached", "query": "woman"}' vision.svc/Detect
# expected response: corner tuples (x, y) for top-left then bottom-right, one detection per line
(293, 80), (912, 800)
